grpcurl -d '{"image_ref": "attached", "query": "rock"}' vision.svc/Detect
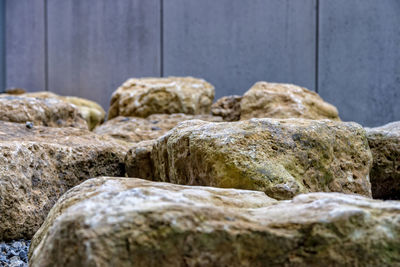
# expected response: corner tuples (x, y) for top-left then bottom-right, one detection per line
(94, 114), (222, 143)
(29, 177), (400, 266)
(4, 88), (26, 95)
(129, 119), (372, 200)
(0, 96), (88, 129)
(0, 121), (127, 240)
(366, 121), (400, 200)
(125, 140), (157, 179)
(108, 77), (215, 119)
(0, 240), (30, 267)
(21, 91), (106, 130)
(240, 82), (340, 120)
(211, 95), (242, 121)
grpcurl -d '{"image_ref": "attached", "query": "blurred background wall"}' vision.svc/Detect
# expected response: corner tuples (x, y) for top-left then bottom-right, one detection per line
(0, 0), (399, 127)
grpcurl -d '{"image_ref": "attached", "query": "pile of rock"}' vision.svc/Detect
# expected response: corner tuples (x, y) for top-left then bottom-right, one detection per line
(0, 77), (398, 266)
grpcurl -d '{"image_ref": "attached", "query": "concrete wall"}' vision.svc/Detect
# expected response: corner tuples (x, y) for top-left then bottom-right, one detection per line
(1, 0), (399, 127)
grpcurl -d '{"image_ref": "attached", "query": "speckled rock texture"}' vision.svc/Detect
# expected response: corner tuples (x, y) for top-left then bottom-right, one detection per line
(29, 177), (400, 267)
(366, 121), (400, 200)
(0, 95), (88, 129)
(94, 114), (222, 143)
(240, 82), (340, 121)
(21, 91), (106, 130)
(108, 77), (215, 119)
(0, 121), (128, 240)
(211, 95), (242, 121)
(128, 119), (373, 200)
(125, 140), (157, 179)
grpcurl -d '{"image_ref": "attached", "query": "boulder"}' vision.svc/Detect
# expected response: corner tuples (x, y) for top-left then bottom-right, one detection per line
(366, 121), (400, 200)
(127, 119), (372, 200)
(108, 77), (215, 119)
(29, 177), (400, 266)
(0, 95), (88, 129)
(240, 82), (340, 120)
(211, 95), (242, 121)
(0, 121), (127, 240)
(94, 114), (222, 143)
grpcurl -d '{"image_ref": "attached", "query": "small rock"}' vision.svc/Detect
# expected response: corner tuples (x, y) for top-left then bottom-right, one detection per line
(25, 122), (33, 129)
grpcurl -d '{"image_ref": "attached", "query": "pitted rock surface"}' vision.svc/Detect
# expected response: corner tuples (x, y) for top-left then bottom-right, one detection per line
(108, 77), (215, 119)
(240, 82), (340, 120)
(29, 177), (400, 267)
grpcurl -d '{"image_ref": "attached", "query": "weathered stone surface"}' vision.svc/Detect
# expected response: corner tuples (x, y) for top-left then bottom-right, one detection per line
(240, 82), (340, 120)
(94, 114), (222, 143)
(0, 95), (88, 129)
(129, 119), (373, 200)
(211, 95), (242, 121)
(0, 121), (128, 240)
(366, 121), (400, 200)
(22, 91), (106, 130)
(125, 140), (157, 179)
(29, 177), (400, 266)
(108, 77), (215, 119)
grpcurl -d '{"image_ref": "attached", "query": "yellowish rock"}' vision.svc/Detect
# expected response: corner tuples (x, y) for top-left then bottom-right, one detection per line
(29, 177), (400, 266)
(108, 77), (215, 119)
(240, 82), (340, 120)
(211, 95), (242, 121)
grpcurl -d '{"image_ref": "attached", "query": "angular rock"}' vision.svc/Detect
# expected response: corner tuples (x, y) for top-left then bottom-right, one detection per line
(0, 121), (127, 240)
(0, 95), (88, 129)
(94, 114), (222, 143)
(21, 91), (106, 130)
(125, 140), (157, 179)
(108, 77), (215, 119)
(240, 82), (340, 120)
(29, 177), (400, 266)
(211, 95), (242, 121)
(129, 119), (372, 200)
(366, 121), (400, 200)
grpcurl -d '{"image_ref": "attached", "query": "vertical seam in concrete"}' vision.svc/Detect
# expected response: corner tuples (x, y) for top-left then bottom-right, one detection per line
(160, 0), (164, 77)
(2, 0), (6, 92)
(315, 0), (319, 93)
(44, 0), (48, 91)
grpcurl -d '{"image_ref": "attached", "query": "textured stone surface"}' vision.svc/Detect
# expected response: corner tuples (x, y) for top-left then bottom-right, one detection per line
(130, 119), (373, 200)
(366, 121), (400, 200)
(240, 82), (340, 120)
(108, 77), (215, 119)
(0, 95), (88, 129)
(211, 95), (242, 121)
(94, 114), (222, 143)
(22, 91), (106, 130)
(125, 140), (157, 179)
(30, 177), (400, 267)
(0, 121), (127, 240)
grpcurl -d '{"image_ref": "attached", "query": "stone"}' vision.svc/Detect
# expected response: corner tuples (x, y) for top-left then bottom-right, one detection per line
(22, 91), (106, 130)
(240, 82), (340, 120)
(0, 96), (88, 129)
(29, 177), (400, 266)
(211, 95), (242, 121)
(0, 121), (128, 240)
(94, 114), (222, 143)
(366, 121), (400, 200)
(4, 88), (26, 95)
(108, 77), (215, 119)
(125, 140), (157, 179)
(129, 119), (372, 200)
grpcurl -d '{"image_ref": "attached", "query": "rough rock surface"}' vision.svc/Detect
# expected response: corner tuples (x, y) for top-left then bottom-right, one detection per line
(0, 96), (88, 129)
(366, 121), (400, 200)
(108, 77), (215, 119)
(29, 177), (400, 266)
(0, 240), (30, 267)
(0, 121), (128, 240)
(240, 82), (340, 120)
(21, 91), (106, 130)
(94, 114), (222, 143)
(128, 119), (372, 200)
(211, 95), (242, 121)
(125, 140), (157, 179)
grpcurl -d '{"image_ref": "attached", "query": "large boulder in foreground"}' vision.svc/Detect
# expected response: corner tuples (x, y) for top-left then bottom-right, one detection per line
(94, 114), (222, 143)
(0, 121), (127, 240)
(0, 95), (88, 129)
(211, 95), (242, 121)
(29, 177), (400, 266)
(127, 119), (372, 200)
(240, 82), (340, 120)
(366, 121), (400, 200)
(108, 77), (215, 119)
